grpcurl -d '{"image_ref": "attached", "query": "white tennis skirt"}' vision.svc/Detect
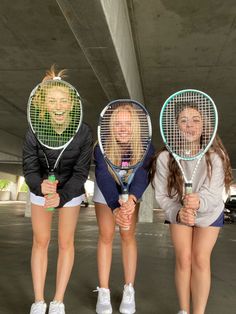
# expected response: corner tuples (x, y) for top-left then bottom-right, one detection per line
(92, 181), (107, 204)
(30, 192), (85, 207)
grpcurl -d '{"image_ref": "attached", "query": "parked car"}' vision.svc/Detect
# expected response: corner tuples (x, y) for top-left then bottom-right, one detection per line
(225, 194), (236, 222)
(81, 200), (89, 207)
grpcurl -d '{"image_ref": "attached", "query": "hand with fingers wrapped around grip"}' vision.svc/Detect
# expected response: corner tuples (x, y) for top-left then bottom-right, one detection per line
(183, 193), (200, 211)
(44, 192), (60, 209)
(119, 195), (137, 215)
(113, 207), (131, 229)
(41, 179), (58, 195)
(177, 207), (196, 226)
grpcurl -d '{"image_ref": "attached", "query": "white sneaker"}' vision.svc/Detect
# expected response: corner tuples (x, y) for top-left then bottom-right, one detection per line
(30, 301), (47, 314)
(119, 283), (136, 314)
(48, 301), (65, 314)
(95, 287), (112, 314)
(177, 311), (187, 314)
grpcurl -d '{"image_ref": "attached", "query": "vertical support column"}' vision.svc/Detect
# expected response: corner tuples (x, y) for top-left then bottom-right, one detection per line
(138, 184), (154, 223)
(24, 190), (31, 218)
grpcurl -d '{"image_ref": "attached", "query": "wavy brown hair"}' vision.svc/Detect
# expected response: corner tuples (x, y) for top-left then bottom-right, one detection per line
(150, 134), (233, 200)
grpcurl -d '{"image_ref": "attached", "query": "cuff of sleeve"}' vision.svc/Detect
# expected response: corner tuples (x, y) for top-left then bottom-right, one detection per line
(197, 197), (207, 213)
(57, 192), (66, 208)
(108, 200), (120, 211)
(168, 206), (182, 223)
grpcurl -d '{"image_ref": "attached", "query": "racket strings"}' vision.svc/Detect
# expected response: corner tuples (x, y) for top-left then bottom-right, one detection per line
(162, 91), (217, 158)
(29, 80), (82, 148)
(100, 103), (151, 167)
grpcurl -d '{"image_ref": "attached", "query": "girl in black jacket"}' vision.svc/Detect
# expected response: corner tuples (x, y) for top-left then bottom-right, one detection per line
(23, 66), (93, 314)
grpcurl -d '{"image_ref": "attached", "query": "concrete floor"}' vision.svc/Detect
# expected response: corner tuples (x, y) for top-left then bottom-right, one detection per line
(0, 202), (235, 314)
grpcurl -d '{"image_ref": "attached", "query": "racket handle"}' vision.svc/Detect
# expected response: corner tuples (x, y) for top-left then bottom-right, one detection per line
(185, 183), (192, 194)
(185, 182), (195, 227)
(120, 193), (130, 231)
(120, 193), (129, 202)
(47, 174), (56, 211)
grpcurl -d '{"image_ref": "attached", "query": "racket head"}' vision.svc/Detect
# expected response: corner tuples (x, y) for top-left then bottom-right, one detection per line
(27, 78), (82, 149)
(160, 89), (218, 160)
(98, 99), (152, 170)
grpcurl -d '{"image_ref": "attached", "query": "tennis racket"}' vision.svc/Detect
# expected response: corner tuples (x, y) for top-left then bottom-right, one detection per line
(27, 77), (82, 210)
(98, 99), (152, 228)
(160, 89), (218, 197)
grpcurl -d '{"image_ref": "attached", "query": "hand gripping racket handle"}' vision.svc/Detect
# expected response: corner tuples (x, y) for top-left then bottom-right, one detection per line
(120, 193), (130, 231)
(47, 174), (56, 211)
(185, 182), (196, 226)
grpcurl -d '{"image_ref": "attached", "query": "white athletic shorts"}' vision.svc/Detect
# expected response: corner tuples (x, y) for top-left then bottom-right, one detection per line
(30, 192), (85, 207)
(92, 181), (107, 204)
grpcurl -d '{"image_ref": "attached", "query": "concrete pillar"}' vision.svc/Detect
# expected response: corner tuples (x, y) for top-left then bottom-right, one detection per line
(57, 0), (144, 101)
(24, 190), (31, 218)
(139, 184), (154, 223)
(9, 181), (17, 201)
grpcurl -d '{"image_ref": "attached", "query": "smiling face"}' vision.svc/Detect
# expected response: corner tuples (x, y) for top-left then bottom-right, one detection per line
(177, 107), (203, 144)
(112, 109), (132, 144)
(45, 86), (73, 130)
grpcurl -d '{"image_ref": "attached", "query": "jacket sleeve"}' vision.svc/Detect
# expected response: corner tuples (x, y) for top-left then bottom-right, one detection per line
(198, 153), (225, 213)
(154, 151), (182, 223)
(58, 126), (93, 207)
(22, 128), (44, 196)
(129, 143), (155, 199)
(94, 144), (120, 211)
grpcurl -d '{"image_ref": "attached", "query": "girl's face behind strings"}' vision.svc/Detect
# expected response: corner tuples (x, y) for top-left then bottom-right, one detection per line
(113, 110), (132, 145)
(45, 86), (73, 130)
(177, 107), (203, 144)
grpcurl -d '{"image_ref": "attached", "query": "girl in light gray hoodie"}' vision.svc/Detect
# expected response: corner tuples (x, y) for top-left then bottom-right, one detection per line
(151, 105), (232, 314)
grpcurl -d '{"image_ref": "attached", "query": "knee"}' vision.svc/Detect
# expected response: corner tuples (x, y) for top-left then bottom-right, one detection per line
(33, 235), (50, 250)
(58, 236), (74, 251)
(120, 230), (135, 244)
(99, 230), (114, 245)
(176, 252), (192, 271)
(192, 253), (210, 271)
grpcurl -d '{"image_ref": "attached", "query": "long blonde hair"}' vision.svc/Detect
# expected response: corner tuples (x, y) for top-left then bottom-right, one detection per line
(105, 103), (143, 166)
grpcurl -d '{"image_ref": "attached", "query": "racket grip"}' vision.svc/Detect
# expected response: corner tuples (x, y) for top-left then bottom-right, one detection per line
(185, 183), (192, 194)
(47, 174), (56, 211)
(120, 193), (130, 231)
(120, 193), (129, 202)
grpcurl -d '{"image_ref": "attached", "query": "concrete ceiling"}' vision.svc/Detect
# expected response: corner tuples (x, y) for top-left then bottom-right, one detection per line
(0, 0), (235, 174)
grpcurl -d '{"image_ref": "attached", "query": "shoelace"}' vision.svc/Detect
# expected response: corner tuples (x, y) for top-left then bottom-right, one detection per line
(93, 287), (110, 304)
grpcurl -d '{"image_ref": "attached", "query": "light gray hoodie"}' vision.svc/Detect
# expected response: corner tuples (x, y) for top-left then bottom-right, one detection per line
(154, 150), (225, 227)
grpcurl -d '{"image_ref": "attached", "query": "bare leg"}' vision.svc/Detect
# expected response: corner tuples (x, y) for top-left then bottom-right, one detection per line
(53, 206), (80, 301)
(120, 206), (139, 285)
(191, 227), (220, 314)
(95, 203), (115, 288)
(170, 224), (193, 314)
(31, 204), (53, 301)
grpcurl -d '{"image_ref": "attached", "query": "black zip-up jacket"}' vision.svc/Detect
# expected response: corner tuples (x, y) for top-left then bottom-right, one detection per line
(23, 123), (93, 208)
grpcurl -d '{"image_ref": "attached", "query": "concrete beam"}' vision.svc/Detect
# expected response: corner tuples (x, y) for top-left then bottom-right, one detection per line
(0, 130), (23, 158)
(56, 0), (143, 101)
(0, 164), (23, 176)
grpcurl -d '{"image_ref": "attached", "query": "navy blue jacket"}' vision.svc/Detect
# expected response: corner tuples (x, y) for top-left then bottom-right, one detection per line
(94, 143), (155, 211)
